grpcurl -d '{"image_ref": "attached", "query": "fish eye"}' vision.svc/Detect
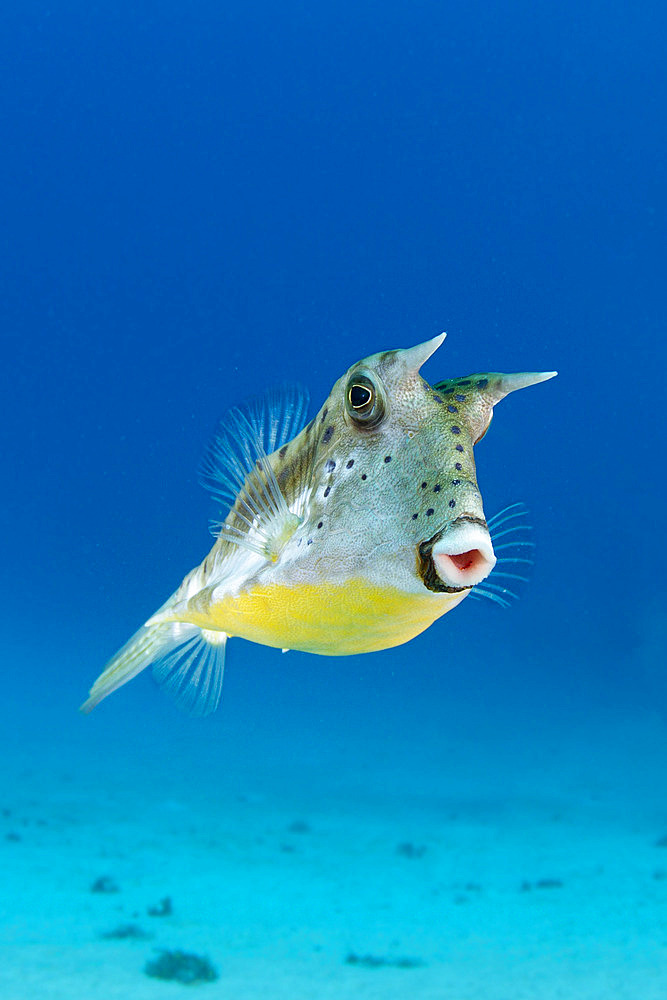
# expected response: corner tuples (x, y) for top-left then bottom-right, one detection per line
(349, 381), (373, 410)
(345, 374), (385, 428)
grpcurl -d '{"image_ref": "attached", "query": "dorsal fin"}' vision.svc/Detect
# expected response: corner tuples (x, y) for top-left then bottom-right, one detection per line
(199, 384), (310, 561)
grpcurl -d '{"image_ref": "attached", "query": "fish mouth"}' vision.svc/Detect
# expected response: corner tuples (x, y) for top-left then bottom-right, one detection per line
(418, 517), (496, 593)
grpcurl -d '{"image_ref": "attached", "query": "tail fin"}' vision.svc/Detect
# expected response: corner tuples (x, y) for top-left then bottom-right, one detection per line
(80, 620), (227, 717)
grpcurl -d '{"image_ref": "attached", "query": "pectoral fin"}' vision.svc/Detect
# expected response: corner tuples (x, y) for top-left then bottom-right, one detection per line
(200, 384), (310, 561)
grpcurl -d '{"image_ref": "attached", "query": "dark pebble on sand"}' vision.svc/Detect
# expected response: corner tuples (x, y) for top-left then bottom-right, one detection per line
(535, 878), (564, 889)
(287, 820), (311, 834)
(100, 923), (152, 941)
(145, 949), (219, 984)
(147, 896), (173, 917)
(90, 876), (120, 894)
(520, 879), (564, 891)
(396, 842), (427, 859)
(345, 952), (425, 969)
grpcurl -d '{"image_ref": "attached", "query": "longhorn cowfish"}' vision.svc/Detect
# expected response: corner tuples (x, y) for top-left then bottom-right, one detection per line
(81, 334), (555, 716)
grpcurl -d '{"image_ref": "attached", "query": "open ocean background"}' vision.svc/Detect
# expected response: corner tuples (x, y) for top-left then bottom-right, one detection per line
(1, 2), (665, 997)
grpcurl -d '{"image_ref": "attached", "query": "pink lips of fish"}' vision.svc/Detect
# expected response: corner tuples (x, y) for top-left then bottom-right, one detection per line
(431, 521), (497, 589)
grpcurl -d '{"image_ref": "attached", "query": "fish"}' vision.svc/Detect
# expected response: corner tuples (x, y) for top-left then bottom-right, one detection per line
(81, 333), (556, 716)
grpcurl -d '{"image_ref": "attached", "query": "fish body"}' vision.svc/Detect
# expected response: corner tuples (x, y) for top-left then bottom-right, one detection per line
(82, 334), (555, 715)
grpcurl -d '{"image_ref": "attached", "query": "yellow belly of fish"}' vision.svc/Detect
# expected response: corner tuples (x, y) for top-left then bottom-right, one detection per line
(183, 578), (467, 655)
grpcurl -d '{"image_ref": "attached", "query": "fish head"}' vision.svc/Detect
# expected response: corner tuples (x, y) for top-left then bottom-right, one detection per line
(308, 333), (556, 595)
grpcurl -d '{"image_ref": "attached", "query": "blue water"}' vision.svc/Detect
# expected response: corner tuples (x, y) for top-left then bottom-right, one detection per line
(2, 1), (665, 996)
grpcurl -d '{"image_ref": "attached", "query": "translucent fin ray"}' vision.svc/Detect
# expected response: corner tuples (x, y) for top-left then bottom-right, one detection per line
(151, 626), (227, 717)
(200, 383), (309, 508)
(487, 502), (530, 530)
(199, 384), (310, 561)
(474, 501), (534, 609)
(489, 524), (532, 543)
(469, 588), (512, 609)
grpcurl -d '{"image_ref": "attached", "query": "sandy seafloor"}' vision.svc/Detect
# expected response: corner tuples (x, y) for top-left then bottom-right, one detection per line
(2, 652), (667, 1000)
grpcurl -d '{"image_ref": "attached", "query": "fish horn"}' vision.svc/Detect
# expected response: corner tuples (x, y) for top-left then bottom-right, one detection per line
(401, 332), (447, 373)
(490, 370), (558, 402)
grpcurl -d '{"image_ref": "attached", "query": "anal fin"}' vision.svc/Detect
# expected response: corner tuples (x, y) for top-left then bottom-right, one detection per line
(152, 625), (227, 716)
